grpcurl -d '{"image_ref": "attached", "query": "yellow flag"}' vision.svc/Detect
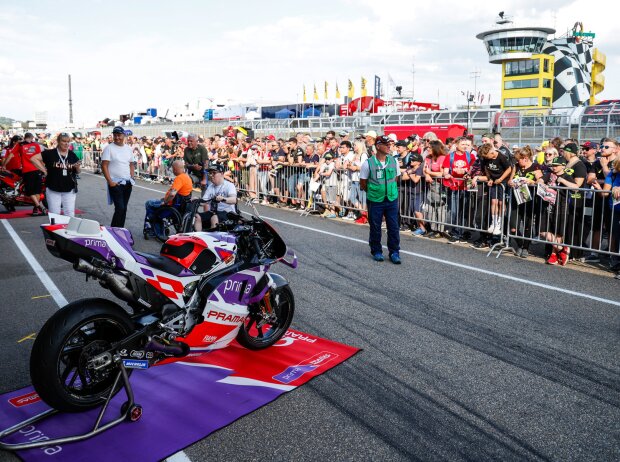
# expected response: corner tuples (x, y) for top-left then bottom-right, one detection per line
(347, 79), (354, 98)
(336, 82), (341, 99)
(361, 76), (367, 97)
(303, 85), (307, 103)
(313, 84), (319, 101)
(324, 81), (328, 100)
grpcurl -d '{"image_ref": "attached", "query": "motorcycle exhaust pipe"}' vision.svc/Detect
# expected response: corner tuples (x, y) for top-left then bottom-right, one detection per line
(145, 336), (189, 357)
(74, 259), (135, 303)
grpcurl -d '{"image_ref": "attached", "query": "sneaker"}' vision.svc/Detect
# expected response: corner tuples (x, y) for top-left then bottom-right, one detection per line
(412, 228), (426, 236)
(427, 231), (440, 239)
(325, 213), (337, 218)
(355, 216), (368, 224)
(520, 249), (529, 259)
(487, 224), (495, 233)
(399, 224), (409, 231)
(492, 224), (501, 235)
(261, 200), (269, 205)
(470, 239), (489, 249)
(447, 235), (462, 244)
(584, 254), (601, 264)
(31, 207), (43, 217)
(558, 249), (569, 266)
(546, 253), (558, 265)
(373, 253), (384, 262)
(251, 199), (260, 203)
(389, 253), (401, 264)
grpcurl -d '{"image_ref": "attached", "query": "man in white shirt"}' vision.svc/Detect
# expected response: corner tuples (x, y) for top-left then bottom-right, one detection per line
(101, 126), (135, 227)
(194, 165), (238, 231)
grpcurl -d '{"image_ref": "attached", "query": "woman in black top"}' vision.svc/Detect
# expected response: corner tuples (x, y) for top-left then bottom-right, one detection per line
(41, 133), (81, 217)
(561, 142), (588, 260)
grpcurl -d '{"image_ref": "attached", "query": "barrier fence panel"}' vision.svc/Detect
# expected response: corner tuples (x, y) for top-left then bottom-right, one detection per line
(502, 184), (619, 262)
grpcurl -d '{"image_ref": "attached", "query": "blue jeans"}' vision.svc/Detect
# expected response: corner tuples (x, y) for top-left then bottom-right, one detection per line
(109, 183), (132, 227)
(144, 199), (164, 227)
(447, 189), (468, 238)
(368, 198), (400, 256)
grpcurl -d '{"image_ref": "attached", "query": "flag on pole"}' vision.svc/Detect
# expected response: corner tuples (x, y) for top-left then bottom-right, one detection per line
(348, 79), (354, 99)
(313, 84), (319, 101)
(361, 77), (367, 97)
(335, 82), (341, 99)
(324, 81), (328, 100)
(303, 85), (307, 103)
(387, 73), (395, 87)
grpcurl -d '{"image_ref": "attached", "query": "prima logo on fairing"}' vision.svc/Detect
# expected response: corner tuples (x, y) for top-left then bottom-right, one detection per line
(84, 239), (107, 248)
(206, 310), (246, 323)
(223, 280), (252, 294)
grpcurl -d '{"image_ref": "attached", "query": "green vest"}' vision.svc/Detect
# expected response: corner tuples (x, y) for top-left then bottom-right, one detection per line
(367, 155), (398, 202)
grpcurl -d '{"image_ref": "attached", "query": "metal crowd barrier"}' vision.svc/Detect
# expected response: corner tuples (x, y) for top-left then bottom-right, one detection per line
(498, 184), (619, 261)
(81, 150), (618, 266)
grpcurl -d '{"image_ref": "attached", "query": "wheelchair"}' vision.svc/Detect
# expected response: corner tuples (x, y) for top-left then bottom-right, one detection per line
(144, 194), (197, 243)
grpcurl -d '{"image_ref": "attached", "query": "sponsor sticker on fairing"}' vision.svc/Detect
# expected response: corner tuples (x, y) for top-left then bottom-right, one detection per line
(122, 359), (149, 369)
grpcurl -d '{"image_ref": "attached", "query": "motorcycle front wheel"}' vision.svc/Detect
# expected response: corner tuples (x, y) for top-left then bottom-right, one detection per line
(30, 298), (135, 413)
(236, 285), (295, 350)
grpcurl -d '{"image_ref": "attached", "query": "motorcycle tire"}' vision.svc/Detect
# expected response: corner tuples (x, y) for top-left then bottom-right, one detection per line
(236, 285), (295, 350)
(30, 298), (135, 413)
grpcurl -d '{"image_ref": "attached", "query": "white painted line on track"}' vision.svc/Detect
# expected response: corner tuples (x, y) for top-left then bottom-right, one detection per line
(252, 213), (620, 308)
(1, 219), (68, 307)
(1, 216), (192, 462)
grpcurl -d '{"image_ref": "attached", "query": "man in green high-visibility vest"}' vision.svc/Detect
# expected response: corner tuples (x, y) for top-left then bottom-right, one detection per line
(360, 135), (402, 264)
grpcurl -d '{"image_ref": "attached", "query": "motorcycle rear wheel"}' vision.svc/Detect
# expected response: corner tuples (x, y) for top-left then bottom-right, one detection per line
(30, 299), (135, 413)
(236, 286), (295, 350)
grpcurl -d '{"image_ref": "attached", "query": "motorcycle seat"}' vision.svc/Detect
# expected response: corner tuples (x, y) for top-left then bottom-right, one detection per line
(135, 251), (188, 276)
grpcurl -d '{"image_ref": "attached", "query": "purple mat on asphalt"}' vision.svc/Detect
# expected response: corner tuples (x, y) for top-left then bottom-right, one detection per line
(0, 330), (359, 461)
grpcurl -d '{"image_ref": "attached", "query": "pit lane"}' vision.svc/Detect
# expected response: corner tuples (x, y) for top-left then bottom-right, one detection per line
(0, 172), (618, 461)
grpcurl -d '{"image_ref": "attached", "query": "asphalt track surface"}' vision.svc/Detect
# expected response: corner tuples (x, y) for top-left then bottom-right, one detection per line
(0, 172), (618, 462)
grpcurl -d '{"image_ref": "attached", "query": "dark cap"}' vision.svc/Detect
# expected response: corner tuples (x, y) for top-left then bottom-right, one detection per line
(581, 141), (599, 150)
(481, 133), (494, 139)
(562, 142), (579, 155)
(112, 126), (125, 135)
(24, 132), (34, 139)
(395, 140), (408, 147)
(324, 153), (333, 160)
(409, 152), (423, 163)
(207, 164), (225, 173)
(375, 135), (391, 146)
(550, 156), (567, 166)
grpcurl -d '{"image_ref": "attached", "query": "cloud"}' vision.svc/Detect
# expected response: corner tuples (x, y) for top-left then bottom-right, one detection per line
(0, 0), (618, 127)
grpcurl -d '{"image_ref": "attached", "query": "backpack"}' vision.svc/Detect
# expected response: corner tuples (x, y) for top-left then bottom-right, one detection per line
(449, 150), (472, 174)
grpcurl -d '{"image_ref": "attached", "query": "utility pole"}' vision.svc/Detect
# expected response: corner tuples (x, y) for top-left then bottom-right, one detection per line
(470, 69), (481, 104)
(411, 58), (415, 99)
(68, 74), (73, 124)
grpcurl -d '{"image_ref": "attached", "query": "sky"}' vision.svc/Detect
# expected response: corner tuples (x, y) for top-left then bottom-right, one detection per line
(1, 0), (619, 128)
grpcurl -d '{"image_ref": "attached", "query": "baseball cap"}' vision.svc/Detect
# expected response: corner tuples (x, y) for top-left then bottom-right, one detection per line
(324, 153), (333, 160)
(481, 133), (494, 139)
(550, 156), (567, 166)
(395, 140), (408, 147)
(375, 135), (391, 146)
(409, 152), (423, 163)
(339, 130), (349, 137)
(541, 140), (550, 148)
(112, 126), (125, 135)
(207, 164), (225, 173)
(581, 141), (599, 150)
(387, 133), (398, 142)
(562, 142), (579, 154)
(267, 134), (276, 141)
(364, 130), (378, 138)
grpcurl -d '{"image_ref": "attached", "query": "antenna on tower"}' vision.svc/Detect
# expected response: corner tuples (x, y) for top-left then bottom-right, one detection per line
(68, 74), (73, 124)
(496, 11), (513, 25)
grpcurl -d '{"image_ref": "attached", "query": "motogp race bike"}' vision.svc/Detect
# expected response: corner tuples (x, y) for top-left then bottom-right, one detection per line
(0, 209), (297, 451)
(0, 169), (47, 213)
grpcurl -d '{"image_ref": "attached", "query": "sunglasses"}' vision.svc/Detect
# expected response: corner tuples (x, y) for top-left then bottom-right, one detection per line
(602, 145), (612, 149)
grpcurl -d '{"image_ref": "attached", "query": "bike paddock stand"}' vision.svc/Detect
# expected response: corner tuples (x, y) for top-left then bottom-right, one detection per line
(0, 361), (142, 452)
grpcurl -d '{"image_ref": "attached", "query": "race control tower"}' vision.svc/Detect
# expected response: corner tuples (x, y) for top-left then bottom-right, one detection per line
(477, 13), (604, 110)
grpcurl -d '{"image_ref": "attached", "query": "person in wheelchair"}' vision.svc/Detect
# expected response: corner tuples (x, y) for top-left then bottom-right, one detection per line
(144, 160), (193, 236)
(194, 164), (237, 231)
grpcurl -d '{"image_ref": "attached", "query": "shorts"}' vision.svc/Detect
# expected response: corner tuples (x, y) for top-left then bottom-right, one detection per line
(488, 184), (505, 200)
(324, 185), (337, 204)
(23, 171), (42, 196)
(198, 210), (229, 226)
